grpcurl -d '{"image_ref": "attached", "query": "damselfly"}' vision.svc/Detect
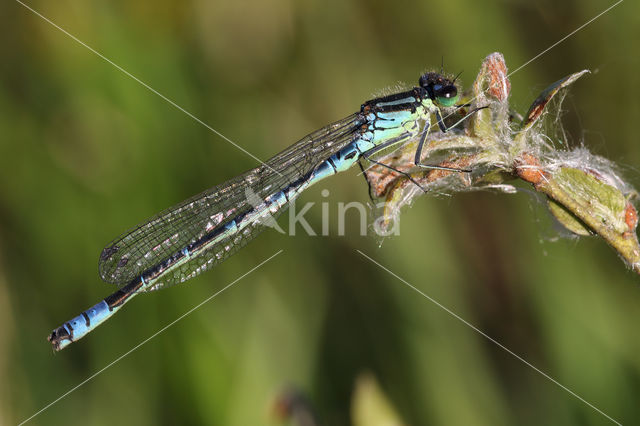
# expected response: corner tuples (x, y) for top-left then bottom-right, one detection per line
(49, 70), (477, 350)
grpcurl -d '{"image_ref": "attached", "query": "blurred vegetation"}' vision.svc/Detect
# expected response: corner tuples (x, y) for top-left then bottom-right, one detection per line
(2, 0), (639, 425)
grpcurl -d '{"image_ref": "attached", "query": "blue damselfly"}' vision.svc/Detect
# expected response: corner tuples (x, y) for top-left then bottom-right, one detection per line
(49, 71), (477, 350)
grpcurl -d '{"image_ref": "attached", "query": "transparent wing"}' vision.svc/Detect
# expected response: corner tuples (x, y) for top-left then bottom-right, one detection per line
(99, 113), (362, 290)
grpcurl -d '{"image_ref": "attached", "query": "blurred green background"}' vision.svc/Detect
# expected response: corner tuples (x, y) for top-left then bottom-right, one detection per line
(2, 0), (640, 425)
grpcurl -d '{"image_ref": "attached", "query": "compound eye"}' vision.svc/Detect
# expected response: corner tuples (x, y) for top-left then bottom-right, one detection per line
(436, 85), (459, 107)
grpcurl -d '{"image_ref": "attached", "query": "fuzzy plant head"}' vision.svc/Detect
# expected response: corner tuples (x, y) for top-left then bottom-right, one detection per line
(364, 52), (640, 273)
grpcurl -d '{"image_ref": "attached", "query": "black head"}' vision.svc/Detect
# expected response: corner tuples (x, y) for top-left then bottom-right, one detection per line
(419, 72), (459, 107)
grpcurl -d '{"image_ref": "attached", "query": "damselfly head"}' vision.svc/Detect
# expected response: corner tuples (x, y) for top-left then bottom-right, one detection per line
(419, 72), (459, 107)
